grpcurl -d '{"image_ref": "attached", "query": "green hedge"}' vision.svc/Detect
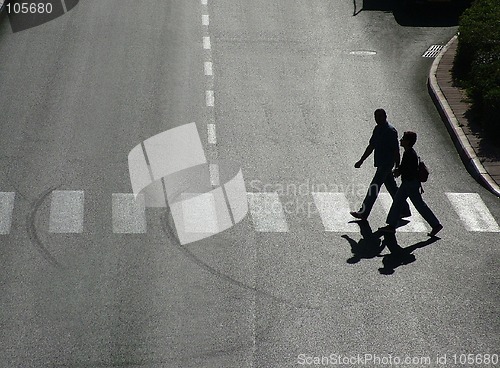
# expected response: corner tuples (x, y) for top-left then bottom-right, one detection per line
(452, 0), (500, 138)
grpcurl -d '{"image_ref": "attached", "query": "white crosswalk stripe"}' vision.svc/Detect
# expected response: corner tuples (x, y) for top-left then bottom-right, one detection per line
(49, 190), (84, 233)
(378, 193), (428, 232)
(312, 192), (358, 232)
(247, 193), (289, 232)
(112, 193), (147, 234)
(3, 190), (498, 234)
(0, 192), (15, 235)
(446, 193), (500, 232)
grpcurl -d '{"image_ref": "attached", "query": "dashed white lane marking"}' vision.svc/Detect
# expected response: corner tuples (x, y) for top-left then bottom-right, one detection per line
(49, 190), (84, 233)
(0, 192), (15, 234)
(112, 193), (147, 234)
(378, 193), (428, 232)
(205, 90), (214, 107)
(247, 193), (289, 232)
(203, 36), (211, 50)
(207, 123), (217, 144)
(209, 163), (220, 186)
(201, 0), (207, 5)
(446, 193), (500, 232)
(202, 14), (209, 26)
(204, 61), (213, 76)
(312, 192), (358, 232)
(349, 50), (377, 56)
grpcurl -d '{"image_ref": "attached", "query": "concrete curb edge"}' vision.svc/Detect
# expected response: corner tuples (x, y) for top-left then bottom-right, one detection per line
(428, 35), (500, 198)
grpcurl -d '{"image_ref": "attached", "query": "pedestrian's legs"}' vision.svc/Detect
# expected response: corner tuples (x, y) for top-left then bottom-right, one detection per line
(359, 165), (392, 216)
(384, 171), (411, 215)
(386, 182), (410, 228)
(407, 181), (440, 227)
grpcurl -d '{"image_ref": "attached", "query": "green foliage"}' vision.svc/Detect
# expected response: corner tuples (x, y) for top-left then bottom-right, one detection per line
(452, 0), (500, 137)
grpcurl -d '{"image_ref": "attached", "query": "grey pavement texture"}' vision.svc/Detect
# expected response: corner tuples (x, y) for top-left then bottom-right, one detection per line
(429, 35), (500, 197)
(0, 1), (498, 367)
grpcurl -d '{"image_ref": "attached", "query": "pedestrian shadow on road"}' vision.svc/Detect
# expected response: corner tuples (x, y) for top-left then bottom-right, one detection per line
(378, 234), (440, 275)
(341, 220), (384, 264)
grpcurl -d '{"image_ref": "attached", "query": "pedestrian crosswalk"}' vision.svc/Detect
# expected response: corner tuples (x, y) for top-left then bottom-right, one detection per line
(112, 193), (147, 234)
(49, 190), (85, 233)
(247, 192), (289, 232)
(0, 190), (498, 235)
(378, 193), (428, 232)
(446, 193), (500, 232)
(312, 192), (358, 232)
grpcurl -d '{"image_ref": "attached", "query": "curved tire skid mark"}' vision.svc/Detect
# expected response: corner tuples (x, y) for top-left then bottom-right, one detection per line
(160, 210), (320, 311)
(160, 209), (317, 363)
(27, 186), (66, 270)
(0, 158), (33, 202)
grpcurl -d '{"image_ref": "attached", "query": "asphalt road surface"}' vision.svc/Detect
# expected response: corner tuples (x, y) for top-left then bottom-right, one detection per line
(0, 0), (498, 367)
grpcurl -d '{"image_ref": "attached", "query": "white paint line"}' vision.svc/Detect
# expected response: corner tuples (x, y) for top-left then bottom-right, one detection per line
(247, 193), (289, 232)
(209, 163), (220, 186)
(203, 36), (211, 50)
(446, 193), (500, 232)
(0, 192), (15, 234)
(204, 61), (213, 76)
(202, 14), (209, 26)
(112, 193), (147, 234)
(207, 124), (217, 144)
(201, 0), (207, 4)
(181, 192), (220, 233)
(49, 190), (84, 233)
(379, 193), (428, 232)
(206, 90), (214, 107)
(349, 50), (377, 56)
(312, 192), (358, 232)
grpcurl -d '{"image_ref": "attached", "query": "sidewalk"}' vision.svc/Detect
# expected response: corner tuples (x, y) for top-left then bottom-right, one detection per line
(429, 35), (500, 198)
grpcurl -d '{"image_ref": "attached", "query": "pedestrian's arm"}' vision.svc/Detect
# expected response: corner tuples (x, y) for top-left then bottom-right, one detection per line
(392, 149), (401, 176)
(355, 144), (374, 168)
(393, 149), (401, 169)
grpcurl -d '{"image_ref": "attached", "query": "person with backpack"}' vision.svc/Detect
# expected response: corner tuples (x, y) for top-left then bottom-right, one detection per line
(378, 131), (443, 237)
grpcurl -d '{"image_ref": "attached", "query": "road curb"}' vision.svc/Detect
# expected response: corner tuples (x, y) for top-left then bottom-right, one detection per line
(428, 35), (500, 198)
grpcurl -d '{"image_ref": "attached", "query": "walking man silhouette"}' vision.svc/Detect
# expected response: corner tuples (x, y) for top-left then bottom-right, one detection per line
(350, 109), (411, 220)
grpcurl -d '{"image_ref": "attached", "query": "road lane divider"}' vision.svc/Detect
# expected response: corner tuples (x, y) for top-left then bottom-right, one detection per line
(0, 192), (15, 235)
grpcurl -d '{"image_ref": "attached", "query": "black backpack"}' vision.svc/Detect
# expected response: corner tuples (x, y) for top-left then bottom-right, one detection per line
(418, 157), (429, 193)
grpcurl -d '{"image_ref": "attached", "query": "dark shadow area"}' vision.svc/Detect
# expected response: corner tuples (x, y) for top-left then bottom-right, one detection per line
(341, 220), (384, 264)
(378, 234), (439, 275)
(356, 0), (471, 27)
(462, 107), (500, 161)
(392, 2), (467, 27)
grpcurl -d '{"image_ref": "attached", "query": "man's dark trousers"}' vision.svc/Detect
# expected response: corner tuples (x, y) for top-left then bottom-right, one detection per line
(360, 164), (410, 217)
